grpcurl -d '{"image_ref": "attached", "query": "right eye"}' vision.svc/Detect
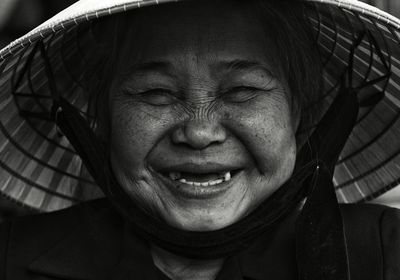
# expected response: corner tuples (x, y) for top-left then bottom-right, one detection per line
(221, 86), (262, 103)
(132, 88), (178, 106)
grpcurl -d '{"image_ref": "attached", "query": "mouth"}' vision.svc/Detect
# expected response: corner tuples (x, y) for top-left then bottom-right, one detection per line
(165, 170), (240, 186)
(155, 168), (243, 199)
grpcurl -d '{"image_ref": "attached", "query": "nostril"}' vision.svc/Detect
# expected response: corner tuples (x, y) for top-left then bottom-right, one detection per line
(171, 121), (227, 149)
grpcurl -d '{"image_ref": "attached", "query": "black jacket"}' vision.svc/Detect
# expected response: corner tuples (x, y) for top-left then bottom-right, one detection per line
(0, 199), (399, 280)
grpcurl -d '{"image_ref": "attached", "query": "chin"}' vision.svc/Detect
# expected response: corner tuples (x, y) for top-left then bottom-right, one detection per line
(160, 204), (244, 231)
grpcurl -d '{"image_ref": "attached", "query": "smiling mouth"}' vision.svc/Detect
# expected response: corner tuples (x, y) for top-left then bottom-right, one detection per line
(163, 170), (240, 187)
(154, 167), (243, 199)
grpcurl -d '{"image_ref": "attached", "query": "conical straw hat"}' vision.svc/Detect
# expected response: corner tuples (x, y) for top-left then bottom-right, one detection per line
(0, 0), (400, 212)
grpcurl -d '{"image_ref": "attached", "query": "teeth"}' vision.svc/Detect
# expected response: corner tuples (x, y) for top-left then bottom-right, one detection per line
(177, 179), (224, 187)
(175, 173), (230, 186)
(213, 179), (223, 185)
(224, 171), (231, 182)
(168, 171), (234, 186)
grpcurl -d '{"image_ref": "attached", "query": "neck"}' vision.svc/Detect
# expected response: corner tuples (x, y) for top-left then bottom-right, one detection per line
(151, 245), (225, 280)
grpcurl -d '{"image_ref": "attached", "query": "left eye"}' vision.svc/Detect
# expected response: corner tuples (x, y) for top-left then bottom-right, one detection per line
(221, 86), (261, 103)
(137, 89), (177, 106)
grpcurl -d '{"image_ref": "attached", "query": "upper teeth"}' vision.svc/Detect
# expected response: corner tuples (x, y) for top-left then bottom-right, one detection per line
(168, 171), (232, 186)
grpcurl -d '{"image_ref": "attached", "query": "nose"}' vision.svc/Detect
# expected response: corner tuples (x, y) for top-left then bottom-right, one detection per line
(171, 120), (227, 150)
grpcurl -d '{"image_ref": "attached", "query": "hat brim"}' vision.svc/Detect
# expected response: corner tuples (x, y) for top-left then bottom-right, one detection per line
(0, 0), (400, 211)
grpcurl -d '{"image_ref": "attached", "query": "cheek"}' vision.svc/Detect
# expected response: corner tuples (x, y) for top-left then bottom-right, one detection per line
(225, 96), (297, 176)
(109, 102), (172, 175)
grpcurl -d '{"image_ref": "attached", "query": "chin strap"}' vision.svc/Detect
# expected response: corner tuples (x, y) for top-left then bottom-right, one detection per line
(295, 83), (359, 280)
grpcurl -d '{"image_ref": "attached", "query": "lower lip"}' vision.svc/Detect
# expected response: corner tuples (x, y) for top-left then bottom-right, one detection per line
(156, 172), (240, 199)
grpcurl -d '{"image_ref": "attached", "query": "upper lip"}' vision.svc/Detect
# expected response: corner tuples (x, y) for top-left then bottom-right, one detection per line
(153, 162), (243, 174)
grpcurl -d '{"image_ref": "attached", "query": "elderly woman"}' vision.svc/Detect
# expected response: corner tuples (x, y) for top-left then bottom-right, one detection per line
(0, 0), (399, 279)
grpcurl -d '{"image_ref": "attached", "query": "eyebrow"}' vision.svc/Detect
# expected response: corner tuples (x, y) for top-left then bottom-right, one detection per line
(123, 59), (276, 79)
(216, 59), (276, 78)
(122, 61), (176, 80)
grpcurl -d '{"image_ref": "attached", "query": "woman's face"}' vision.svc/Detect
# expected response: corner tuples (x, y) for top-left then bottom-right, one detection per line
(108, 1), (298, 231)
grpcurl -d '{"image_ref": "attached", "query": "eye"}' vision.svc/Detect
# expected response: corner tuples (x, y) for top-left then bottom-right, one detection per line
(221, 86), (264, 103)
(136, 88), (178, 106)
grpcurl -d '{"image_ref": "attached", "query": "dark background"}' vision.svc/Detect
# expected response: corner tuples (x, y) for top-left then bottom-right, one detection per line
(0, 0), (399, 222)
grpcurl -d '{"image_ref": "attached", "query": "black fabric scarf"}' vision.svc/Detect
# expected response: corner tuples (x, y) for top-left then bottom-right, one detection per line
(295, 84), (359, 280)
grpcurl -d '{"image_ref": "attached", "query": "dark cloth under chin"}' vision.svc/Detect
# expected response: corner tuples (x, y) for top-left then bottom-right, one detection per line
(0, 198), (399, 280)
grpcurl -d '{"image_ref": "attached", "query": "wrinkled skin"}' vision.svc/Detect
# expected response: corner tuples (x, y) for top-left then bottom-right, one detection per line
(108, 1), (299, 232)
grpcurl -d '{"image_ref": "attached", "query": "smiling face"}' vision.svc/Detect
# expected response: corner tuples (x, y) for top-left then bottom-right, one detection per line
(107, 1), (299, 231)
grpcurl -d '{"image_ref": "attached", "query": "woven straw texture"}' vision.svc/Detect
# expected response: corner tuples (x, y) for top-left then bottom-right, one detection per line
(0, 0), (400, 211)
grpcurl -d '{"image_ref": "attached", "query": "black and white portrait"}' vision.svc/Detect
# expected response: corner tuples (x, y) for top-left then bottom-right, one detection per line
(0, 0), (399, 279)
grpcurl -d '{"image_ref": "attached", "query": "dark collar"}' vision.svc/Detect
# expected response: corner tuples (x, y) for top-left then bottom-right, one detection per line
(237, 208), (299, 280)
(27, 200), (124, 280)
(27, 199), (299, 280)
